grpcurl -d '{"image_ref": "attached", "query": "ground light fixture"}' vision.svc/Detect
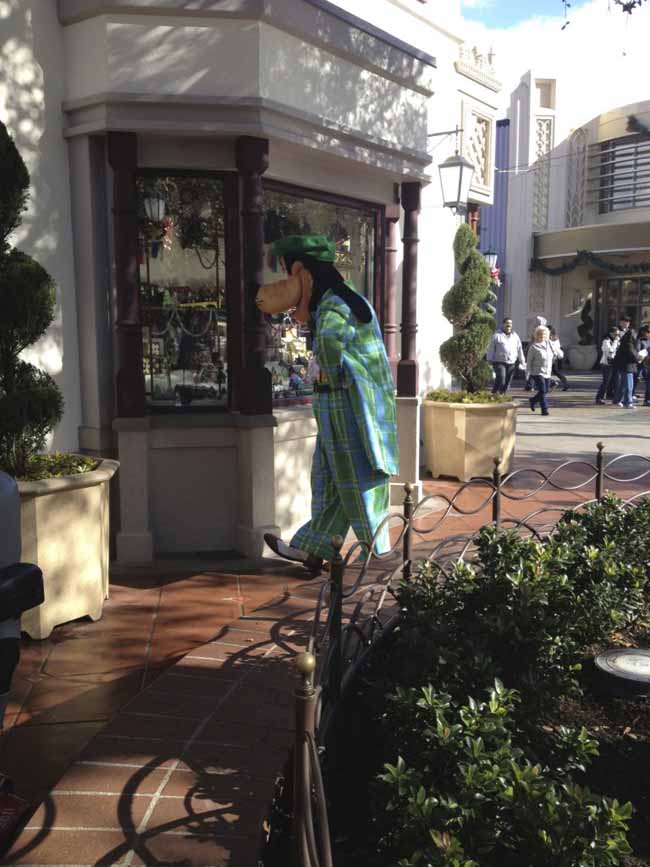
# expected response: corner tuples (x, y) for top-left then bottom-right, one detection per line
(594, 647), (650, 697)
(429, 125), (475, 215)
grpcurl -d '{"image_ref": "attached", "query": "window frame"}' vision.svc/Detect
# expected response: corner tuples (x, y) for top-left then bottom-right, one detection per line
(262, 179), (386, 324)
(135, 168), (241, 414)
(596, 135), (650, 215)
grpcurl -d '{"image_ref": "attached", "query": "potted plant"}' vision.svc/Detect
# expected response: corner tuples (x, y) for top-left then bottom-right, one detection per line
(0, 121), (118, 639)
(568, 296), (598, 370)
(423, 224), (517, 481)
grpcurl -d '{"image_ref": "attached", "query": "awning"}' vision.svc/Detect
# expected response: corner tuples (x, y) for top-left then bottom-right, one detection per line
(534, 221), (650, 260)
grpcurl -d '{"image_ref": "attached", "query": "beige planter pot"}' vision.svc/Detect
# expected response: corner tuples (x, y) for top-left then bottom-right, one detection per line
(567, 344), (598, 370)
(18, 458), (119, 639)
(423, 401), (517, 482)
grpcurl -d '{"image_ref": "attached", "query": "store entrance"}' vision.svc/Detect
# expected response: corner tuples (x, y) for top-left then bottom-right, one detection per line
(597, 275), (650, 337)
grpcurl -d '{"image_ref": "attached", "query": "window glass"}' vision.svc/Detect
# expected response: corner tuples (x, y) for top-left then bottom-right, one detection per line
(262, 187), (378, 405)
(136, 175), (227, 410)
(640, 280), (650, 305)
(606, 280), (620, 305)
(621, 279), (638, 306)
(606, 306), (618, 329)
(597, 137), (650, 214)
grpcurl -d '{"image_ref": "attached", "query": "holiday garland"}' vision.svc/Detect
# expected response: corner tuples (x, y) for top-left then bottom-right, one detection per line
(530, 249), (650, 276)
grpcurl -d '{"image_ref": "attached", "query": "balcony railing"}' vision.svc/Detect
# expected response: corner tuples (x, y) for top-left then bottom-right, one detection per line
(587, 135), (650, 213)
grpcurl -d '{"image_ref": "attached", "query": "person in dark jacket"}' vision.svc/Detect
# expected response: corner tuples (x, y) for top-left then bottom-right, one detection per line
(610, 314), (633, 401)
(612, 323), (641, 408)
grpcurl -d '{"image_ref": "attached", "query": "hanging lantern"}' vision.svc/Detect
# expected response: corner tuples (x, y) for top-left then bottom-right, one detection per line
(439, 153), (474, 214)
(484, 249), (498, 270)
(144, 197), (166, 223)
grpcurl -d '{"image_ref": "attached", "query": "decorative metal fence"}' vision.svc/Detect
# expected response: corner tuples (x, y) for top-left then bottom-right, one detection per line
(280, 443), (650, 867)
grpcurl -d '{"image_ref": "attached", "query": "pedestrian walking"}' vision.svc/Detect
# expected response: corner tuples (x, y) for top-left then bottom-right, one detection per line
(612, 324), (642, 409)
(524, 315), (547, 391)
(635, 326), (650, 404)
(548, 326), (569, 391)
(526, 325), (554, 416)
(596, 326), (619, 404)
(486, 317), (526, 394)
(610, 315), (633, 402)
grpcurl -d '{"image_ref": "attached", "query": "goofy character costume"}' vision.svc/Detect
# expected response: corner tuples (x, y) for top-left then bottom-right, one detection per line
(258, 235), (398, 574)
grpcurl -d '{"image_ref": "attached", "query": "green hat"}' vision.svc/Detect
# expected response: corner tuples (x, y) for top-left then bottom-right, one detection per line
(271, 234), (336, 264)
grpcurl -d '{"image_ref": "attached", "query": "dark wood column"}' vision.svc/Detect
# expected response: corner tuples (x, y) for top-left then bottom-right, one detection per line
(235, 136), (272, 415)
(397, 181), (421, 397)
(107, 132), (145, 417)
(467, 203), (480, 235)
(384, 204), (400, 380)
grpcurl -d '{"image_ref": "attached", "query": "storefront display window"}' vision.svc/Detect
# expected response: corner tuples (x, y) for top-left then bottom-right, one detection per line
(262, 185), (381, 405)
(136, 174), (228, 410)
(599, 276), (650, 335)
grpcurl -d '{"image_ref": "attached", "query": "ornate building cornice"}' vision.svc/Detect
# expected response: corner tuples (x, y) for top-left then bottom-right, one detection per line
(455, 45), (502, 93)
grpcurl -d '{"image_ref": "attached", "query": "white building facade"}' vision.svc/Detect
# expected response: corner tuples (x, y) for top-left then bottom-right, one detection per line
(505, 71), (650, 362)
(1, 0), (500, 561)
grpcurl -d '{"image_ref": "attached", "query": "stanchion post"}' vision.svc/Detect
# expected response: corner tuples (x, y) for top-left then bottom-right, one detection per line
(293, 652), (317, 867)
(596, 441), (605, 500)
(492, 458), (502, 526)
(403, 483), (414, 581)
(328, 536), (344, 705)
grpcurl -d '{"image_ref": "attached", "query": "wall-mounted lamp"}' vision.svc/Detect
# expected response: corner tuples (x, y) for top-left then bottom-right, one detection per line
(484, 249), (498, 270)
(143, 197), (166, 223)
(429, 125), (474, 214)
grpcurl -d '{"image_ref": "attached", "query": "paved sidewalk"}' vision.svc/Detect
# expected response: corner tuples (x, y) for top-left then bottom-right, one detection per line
(4, 584), (320, 866)
(512, 372), (650, 464)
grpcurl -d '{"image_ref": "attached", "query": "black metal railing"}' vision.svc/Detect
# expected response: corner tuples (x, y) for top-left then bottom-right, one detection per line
(279, 443), (650, 867)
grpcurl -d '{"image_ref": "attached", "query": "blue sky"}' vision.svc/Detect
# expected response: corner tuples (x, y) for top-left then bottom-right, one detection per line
(461, 0), (590, 27)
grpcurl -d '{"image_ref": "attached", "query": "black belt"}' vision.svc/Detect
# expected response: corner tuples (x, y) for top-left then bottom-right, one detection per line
(313, 382), (344, 393)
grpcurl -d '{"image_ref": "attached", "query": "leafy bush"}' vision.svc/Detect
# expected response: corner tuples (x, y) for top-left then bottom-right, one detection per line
(424, 389), (510, 404)
(17, 453), (98, 482)
(439, 224), (496, 393)
(557, 495), (650, 574)
(397, 523), (647, 713)
(0, 121), (63, 477)
(379, 681), (633, 867)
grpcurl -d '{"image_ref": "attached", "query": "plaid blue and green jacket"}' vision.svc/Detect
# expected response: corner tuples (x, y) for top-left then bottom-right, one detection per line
(313, 289), (399, 476)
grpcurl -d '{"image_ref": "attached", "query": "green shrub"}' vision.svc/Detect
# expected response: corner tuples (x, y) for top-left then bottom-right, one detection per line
(0, 121), (63, 477)
(379, 681), (633, 867)
(424, 389), (510, 404)
(439, 224), (496, 393)
(0, 122), (29, 255)
(17, 453), (98, 482)
(397, 523), (646, 712)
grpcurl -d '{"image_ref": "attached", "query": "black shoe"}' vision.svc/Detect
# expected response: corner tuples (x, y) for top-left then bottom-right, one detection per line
(264, 533), (324, 573)
(529, 398), (536, 413)
(596, 400), (606, 405)
(562, 386), (569, 392)
(541, 411), (550, 416)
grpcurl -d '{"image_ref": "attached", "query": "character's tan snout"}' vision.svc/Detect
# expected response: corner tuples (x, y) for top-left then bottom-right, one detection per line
(256, 277), (302, 315)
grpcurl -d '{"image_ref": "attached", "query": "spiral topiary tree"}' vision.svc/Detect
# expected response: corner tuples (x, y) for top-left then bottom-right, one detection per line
(577, 297), (594, 346)
(0, 121), (63, 477)
(439, 223), (496, 393)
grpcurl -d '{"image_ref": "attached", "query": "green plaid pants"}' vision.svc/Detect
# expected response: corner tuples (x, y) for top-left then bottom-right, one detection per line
(290, 391), (390, 561)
